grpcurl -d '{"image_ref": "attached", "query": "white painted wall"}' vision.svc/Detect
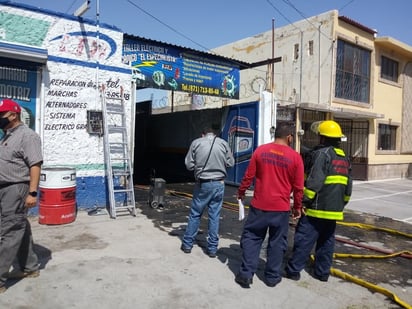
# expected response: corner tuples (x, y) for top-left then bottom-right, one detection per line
(1, 3), (134, 207)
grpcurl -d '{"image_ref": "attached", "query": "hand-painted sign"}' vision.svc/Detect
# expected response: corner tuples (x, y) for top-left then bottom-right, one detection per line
(0, 65), (37, 130)
(123, 37), (240, 99)
(49, 31), (117, 61)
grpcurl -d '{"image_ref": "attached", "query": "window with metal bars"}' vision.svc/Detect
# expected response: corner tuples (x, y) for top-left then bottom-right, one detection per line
(335, 39), (371, 103)
(335, 118), (369, 162)
(300, 110), (326, 149)
(378, 123), (397, 150)
(380, 56), (399, 82)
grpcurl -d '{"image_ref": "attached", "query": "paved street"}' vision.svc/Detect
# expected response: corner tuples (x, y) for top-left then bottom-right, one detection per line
(348, 178), (412, 224)
(0, 178), (411, 308)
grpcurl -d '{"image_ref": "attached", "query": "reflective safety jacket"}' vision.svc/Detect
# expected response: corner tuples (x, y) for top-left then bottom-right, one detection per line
(303, 145), (352, 221)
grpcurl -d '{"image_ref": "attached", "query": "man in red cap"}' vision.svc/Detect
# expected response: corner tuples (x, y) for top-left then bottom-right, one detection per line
(0, 99), (43, 293)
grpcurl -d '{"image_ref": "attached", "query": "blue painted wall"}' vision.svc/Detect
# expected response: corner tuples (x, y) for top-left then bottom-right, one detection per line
(222, 101), (259, 185)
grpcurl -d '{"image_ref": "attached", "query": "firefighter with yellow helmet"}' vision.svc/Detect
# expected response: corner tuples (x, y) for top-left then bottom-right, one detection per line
(285, 120), (352, 282)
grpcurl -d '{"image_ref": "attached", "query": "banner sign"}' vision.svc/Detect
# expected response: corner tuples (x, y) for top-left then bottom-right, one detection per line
(123, 37), (240, 99)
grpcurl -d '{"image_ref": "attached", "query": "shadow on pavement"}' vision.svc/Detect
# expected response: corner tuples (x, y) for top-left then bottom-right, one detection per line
(134, 183), (412, 291)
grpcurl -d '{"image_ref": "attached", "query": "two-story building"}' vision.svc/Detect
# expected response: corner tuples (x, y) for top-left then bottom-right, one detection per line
(207, 10), (412, 180)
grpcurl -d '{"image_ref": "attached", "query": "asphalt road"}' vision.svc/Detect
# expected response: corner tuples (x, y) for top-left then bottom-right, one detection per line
(0, 178), (410, 308)
(348, 178), (412, 224)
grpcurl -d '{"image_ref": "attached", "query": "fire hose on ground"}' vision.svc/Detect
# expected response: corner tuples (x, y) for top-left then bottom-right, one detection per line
(164, 189), (412, 309)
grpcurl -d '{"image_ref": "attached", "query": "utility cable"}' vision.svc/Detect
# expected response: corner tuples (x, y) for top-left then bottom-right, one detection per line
(265, 0), (300, 31)
(65, 0), (80, 14)
(339, 0), (356, 12)
(124, 0), (274, 76)
(125, 0), (211, 52)
(280, 0), (333, 41)
(265, 0), (333, 41)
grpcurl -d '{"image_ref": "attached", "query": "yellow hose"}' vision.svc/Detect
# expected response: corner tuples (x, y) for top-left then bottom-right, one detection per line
(156, 188), (412, 308)
(330, 267), (412, 309)
(338, 221), (412, 238)
(334, 251), (412, 259)
(168, 189), (250, 210)
(309, 255), (412, 309)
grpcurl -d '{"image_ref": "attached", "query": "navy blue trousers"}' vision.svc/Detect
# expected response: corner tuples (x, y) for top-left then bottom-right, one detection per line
(286, 215), (336, 279)
(238, 206), (289, 284)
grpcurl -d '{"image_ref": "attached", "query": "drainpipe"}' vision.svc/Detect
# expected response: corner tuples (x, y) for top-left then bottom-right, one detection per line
(171, 90), (174, 113)
(271, 18), (276, 130)
(95, 0), (100, 109)
(296, 31), (303, 152)
(299, 31), (303, 105)
(39, 67), (45, 147)
(329, 17), (336, 110)
(318, 22), (321, 105)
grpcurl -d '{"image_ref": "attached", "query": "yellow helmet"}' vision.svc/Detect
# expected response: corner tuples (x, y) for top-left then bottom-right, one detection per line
(317, 120), (343, 138)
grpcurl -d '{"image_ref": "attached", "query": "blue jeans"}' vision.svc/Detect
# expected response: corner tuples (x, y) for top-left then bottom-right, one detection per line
(286, 215), (336, 279)
(239, 206), (289, 284)
(182, 181), (224, 254)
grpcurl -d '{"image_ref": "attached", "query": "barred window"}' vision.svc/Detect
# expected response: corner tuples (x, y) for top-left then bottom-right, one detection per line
(294, 43), (299, 60)
(308, 40), (314, 56)
(381, 56), (399, 82)
(378, 124), (397, 150)
(335, 39), (371, 103)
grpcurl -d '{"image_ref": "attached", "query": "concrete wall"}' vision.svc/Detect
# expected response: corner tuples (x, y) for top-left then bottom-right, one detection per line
(368, 163), (411, 180)
(212, 11), (336, 109)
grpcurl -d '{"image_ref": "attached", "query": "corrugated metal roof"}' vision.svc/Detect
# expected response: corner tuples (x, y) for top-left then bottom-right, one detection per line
(123, 33), (252, 70)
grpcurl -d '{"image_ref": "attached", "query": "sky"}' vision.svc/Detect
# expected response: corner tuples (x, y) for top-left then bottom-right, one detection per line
(7, 0), (412, 102)
(10, 0), (412, 49)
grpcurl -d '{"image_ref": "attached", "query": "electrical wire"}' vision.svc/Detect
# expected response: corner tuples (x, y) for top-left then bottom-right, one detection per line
(280, 0), (333, 41)
(265, 0), (300, 31)
(123, 0), (272, 78)
(339, 0), (356, 12)
(65, 0), (81, 14)
(125, 0), (211, 52)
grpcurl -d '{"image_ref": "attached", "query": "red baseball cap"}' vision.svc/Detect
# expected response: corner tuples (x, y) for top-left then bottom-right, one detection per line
(0, 99), (22, 113)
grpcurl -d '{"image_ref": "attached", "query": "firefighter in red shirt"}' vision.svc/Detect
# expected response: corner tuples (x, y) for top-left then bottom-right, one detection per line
(235, 122), (304, 288)
(285, 120), (352, 282)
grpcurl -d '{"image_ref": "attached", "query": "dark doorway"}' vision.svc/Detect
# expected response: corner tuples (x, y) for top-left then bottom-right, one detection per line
(133, 106), (225, 184)
(133, 100), (152, 184)
(335, 119), (369, 180)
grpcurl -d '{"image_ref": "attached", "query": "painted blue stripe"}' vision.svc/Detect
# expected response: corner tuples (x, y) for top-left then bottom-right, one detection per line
(47, 55), (131, 74)
(28, 175), (109, 215)
(0, 41), (47, 56)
